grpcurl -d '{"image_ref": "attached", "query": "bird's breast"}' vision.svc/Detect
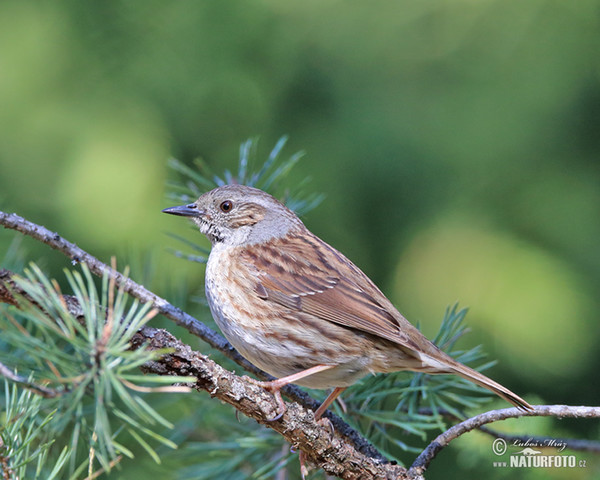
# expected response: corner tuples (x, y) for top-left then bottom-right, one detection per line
(205, 246), (294, 369)
(204, 245), (373, 387)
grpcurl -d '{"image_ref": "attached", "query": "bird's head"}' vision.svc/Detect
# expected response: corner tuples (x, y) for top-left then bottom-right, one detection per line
(162, 184), (303, 246)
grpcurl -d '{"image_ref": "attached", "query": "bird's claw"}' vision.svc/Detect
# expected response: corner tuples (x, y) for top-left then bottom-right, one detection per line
(316, 415), (334, 435)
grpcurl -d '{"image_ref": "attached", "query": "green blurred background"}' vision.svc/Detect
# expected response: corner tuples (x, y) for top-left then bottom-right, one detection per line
(0, 0), (598, 478)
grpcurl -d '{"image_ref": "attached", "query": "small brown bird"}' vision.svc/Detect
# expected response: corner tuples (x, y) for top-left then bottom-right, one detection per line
(163, 184), (531, 422)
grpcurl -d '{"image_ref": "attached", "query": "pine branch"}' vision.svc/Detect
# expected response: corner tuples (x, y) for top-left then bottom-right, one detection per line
(0, 266), (406, 480)
(0, 380), (71, 480)
(131, 327), (409, 480)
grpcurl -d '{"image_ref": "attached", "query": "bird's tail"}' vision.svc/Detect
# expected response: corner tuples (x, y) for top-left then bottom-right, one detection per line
(451, 362), (532, 411)
(420, 352), (532, 411)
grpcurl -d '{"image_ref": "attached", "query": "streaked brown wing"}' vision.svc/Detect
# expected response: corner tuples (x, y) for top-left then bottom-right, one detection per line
(239, 230), (432, 354)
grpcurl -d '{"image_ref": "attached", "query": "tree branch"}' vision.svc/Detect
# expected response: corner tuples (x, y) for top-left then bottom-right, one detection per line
(132, 326), (410, 480)
(0, 266), (408, 479)
(408, 405), (600, 476)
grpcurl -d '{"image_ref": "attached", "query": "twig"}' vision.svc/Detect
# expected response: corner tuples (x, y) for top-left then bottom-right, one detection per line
(408, 405), (600, 476)
(416, 406), (600, 454)
(0, 361), (62, 398)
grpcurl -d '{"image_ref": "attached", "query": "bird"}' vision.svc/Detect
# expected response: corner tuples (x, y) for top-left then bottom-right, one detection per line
(163, 184), (532, 424)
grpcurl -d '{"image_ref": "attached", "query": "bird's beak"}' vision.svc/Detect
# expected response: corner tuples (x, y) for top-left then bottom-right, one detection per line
(162, 204), (204, 218)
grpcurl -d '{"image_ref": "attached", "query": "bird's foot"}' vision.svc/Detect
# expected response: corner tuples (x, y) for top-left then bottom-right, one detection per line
(242, 376), (287, 421)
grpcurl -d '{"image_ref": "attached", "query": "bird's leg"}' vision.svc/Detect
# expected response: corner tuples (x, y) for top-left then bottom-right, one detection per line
(313, 386), (346, 420)
(244, 364), (335, 421)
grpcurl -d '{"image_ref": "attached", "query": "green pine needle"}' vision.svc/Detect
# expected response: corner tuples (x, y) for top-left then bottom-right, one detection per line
(0, 263), (194, 476)
(1, 381), (68, 479)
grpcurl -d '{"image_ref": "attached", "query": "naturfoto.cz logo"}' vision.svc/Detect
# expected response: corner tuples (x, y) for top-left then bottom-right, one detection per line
(491, 438), (587, 469)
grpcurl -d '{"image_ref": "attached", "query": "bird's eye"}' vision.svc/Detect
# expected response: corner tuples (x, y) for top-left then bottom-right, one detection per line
(220, 200), (233, 213)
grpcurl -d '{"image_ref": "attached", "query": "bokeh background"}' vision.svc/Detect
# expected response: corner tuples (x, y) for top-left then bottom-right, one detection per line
(0, 1), (598, 478)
